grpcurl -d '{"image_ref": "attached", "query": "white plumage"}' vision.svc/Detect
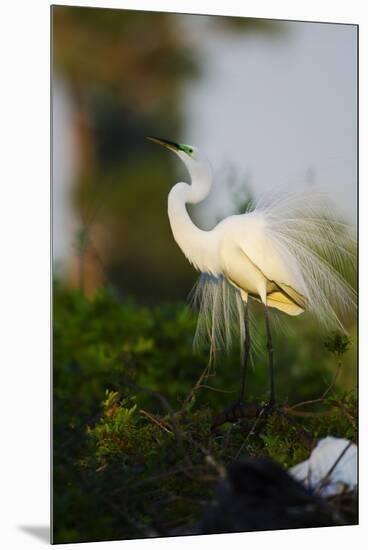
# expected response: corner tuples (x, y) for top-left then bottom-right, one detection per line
(149, 137), (356, 360)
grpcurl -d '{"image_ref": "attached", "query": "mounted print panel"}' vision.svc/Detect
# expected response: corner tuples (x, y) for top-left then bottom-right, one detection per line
(52, 5), (358, 544)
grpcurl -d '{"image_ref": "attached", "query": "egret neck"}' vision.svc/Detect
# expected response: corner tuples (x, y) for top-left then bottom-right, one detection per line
(167, 159), (219, 275)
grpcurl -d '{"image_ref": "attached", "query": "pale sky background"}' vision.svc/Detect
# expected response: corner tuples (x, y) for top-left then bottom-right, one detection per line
(53, 79), (78, 266)
(182, 16), (357, 227)
(53, 16), (357, 264)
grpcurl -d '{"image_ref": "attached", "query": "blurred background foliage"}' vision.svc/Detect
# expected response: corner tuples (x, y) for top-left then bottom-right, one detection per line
(53, 5), (200, 299)
(52, 6), (357, 545)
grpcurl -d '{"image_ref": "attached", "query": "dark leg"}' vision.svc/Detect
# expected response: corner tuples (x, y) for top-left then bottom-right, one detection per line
(211, 304), (258, 429)
(212, 306), (285, 430)
(239, 303), (251, 403)
(264, 305), (275, 408)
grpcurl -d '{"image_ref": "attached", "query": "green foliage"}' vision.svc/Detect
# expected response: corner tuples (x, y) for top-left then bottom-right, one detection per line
(259, 414), (309, 469)
(324, 331), (351, 356)
(53, 283), (357, 544)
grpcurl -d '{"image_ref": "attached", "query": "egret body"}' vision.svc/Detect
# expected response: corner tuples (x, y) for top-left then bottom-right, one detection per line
(148, 137), (356, 409)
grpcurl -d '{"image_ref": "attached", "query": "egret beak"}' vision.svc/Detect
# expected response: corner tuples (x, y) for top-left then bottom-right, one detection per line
(146, 136), (180, 153)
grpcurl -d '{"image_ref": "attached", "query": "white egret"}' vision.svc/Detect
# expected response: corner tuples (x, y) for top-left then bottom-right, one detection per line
(148, 137), (356, 413)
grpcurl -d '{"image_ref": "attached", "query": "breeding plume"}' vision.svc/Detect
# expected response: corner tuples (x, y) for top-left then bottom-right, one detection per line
(148, 137), (356, 409)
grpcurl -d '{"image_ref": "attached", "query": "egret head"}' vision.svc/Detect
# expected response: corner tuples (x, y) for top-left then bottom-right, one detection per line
(147, 136), (207, 171)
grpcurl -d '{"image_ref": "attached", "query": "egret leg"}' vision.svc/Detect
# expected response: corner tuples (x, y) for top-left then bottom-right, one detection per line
(264, 305), (276, 407)
(238, 304), (251, 403)
(211, 305), (255, 429)
(212, 306), (278, 429)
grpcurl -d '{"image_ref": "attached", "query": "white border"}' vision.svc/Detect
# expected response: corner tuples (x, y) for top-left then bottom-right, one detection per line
(2, 1), (366, 548)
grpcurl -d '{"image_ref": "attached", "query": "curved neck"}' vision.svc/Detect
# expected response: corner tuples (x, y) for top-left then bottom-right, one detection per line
(168, 162), (219, 274)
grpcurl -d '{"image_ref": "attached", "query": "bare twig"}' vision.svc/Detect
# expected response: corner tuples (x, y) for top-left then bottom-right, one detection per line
(182, 359), (213, 407)
(140, 409), (172, 434)
(288, 358), (343, 411)
(280, 406), (333, 418)
(194, 384), (234, 394)
(234, 407), (267, 459)
(122, 378), (191, 466)
(316, 441), (353, 494)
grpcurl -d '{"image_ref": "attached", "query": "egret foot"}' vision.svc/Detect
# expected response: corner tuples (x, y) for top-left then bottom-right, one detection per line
(259, 400), (277, 416)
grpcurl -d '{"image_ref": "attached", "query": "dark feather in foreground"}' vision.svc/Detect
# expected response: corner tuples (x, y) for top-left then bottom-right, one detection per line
(183, 458), (346, 534)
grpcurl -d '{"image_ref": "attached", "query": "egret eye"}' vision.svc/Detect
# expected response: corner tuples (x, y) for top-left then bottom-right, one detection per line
(179, 144), (194, 156)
